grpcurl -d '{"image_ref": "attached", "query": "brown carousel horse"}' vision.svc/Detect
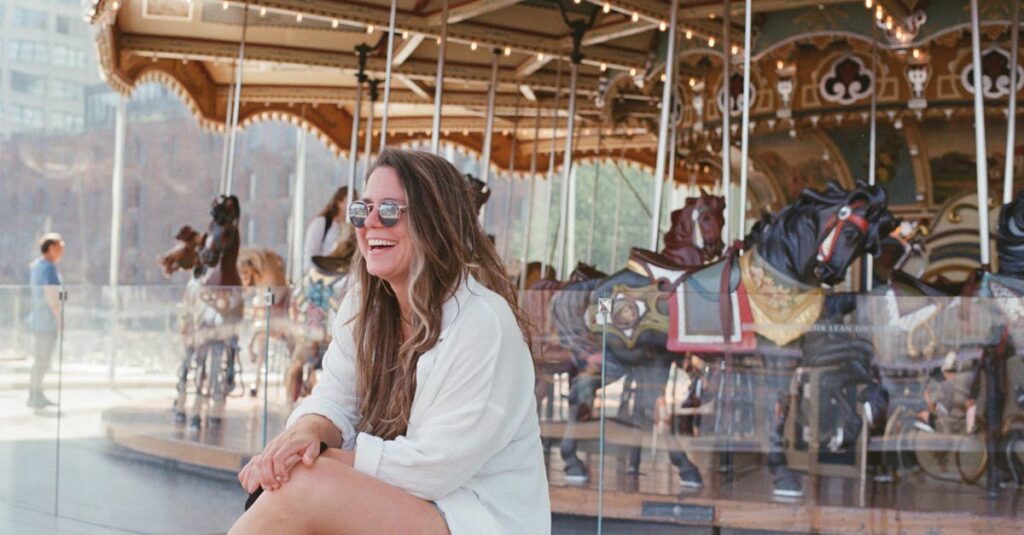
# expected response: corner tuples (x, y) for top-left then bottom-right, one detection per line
(160, 194), (245, 429)
(237, 247), (289, 397)
(556, 180), (895, 498)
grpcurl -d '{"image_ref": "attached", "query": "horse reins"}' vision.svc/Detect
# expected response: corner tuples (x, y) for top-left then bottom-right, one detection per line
(817, 201), (869, 264)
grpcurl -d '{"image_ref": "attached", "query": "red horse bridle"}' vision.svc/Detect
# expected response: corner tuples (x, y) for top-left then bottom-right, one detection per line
(817, 201), (869, 263)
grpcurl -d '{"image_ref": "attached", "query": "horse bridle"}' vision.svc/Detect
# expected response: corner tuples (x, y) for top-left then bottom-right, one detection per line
(816, 201), (869, 264)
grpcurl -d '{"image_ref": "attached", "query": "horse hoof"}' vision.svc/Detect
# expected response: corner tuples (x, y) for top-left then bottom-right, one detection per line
(564, 473), (589, 485)
(209, 416), (223, 427)
(772, 474), (803, 498)
(173, 412), (186, 425)
(189, 416), (201, 430)
(563, 460), (589, 485)
(678, 468), (704, 489)
(249, 388), (258, 397)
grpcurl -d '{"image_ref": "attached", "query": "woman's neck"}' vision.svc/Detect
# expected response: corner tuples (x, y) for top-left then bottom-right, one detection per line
(389, 280), (413, 331)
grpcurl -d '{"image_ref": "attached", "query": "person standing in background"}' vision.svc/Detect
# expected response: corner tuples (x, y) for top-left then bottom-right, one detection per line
(303, 187), (350, 273)
(27, 233), (64, 410)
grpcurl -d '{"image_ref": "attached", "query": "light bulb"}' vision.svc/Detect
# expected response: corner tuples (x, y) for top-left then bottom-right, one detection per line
(630, 67), (637, 76)
(471, 41), (478, 51)
(504, 47), (512, 56)
(708, 37), (715, 47)
(603, 2), (611, 14)
(367, 24), (375, 33)
(659, 21), (667, 31)
(631, 12), (639, 22)
(600, 62), (607, 72)
(686, 30), (693, 40)
(296, 12), (303, 22)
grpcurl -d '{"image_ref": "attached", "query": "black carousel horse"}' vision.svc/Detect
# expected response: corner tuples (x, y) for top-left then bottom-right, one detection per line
(162, 195), (245, 429)
(558, 180), (895, 497)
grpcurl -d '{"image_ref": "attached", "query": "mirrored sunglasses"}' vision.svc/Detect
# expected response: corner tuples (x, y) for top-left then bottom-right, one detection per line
(348, 200), (408, 228)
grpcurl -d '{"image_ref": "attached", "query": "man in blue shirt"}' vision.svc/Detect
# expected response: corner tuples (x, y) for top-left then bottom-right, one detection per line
(28, 233), (64, 409)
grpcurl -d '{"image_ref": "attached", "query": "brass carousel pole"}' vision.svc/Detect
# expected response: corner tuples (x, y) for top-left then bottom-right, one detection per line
(224, 1), (250, 195)
(348, 46), (371, 207)
(109, 96), (126, 286)
(379, 0), (397, 148)
(609, 154), (624, 267)
(970, 0), (992, 268)
(502, 101), (522, 262)
(738, 0), (752, 246)
(554, 4), (598, 278)
(1005, 0), (1021, 204)
(540, 60), (563, 279)
(972, 0), (1000, 500)
(364, 80), (380, 166)
(556, 61), (579, 278)
(650, 0), (679, 249)
(865, 23), (879, 291)
(520, 102), (544, 289)
(479, 49), (501, 225)
(721, 0), (732, 244)
(431, 0), (449, 154)
(586, 129), (603, 264)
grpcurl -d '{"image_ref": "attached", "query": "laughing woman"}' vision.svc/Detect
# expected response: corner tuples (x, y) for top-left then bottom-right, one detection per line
(229, 149), (550, 535)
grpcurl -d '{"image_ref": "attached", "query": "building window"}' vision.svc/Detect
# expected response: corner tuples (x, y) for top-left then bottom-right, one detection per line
(53, 45), (87, 69)
(50, 79), (81, 100)
(10, 71), (46, 95)
(8, 41), (50, 64)
(49, 111), (84, 132)
(10, 105), (46, 129)
(12, 8), (48, 31)
(56, 15), (87, 38)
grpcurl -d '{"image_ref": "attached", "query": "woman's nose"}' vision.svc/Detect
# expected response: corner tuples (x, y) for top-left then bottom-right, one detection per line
(364, 206), (385, 228)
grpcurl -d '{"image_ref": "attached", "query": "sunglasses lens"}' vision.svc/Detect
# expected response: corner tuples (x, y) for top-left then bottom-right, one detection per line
(348, 203), (369, 228)
(378, 202), (401, 226)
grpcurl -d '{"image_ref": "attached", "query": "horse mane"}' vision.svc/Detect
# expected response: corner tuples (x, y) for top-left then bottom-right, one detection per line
(238, 247), (287, 286)
(997, 190), (1024, 276)
(794, 179), (895, 255)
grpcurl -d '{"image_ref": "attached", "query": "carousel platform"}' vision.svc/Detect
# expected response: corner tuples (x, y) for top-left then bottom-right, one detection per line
(100, 398), (1023, 534)
(101, 397), (290, 473)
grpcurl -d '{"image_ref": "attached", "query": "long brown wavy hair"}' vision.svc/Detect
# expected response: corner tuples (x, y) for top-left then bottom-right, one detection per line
(352, 149), (529, 440)
(318, 186), (349, 221)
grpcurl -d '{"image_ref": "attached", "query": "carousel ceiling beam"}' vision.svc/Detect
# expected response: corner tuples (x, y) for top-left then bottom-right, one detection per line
(576, 19), (658, 47)
(426, 0), (523, 25)
(119, 34), (606, 93)
(393, 34), (425, 66)
(515, 55), (553, 78)
(235, 0), (646, 71)
(580, 0), (727, 43)
(225, 84), (600, 112)
(519, 84), (537, 102)
(679, 0), (855, 19)
(397, 74), (431, 99)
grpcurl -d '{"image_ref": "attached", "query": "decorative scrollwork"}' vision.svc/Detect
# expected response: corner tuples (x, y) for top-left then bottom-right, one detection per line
(716, 71), (757, 117)
(961, 45), (1024, 99)
(819, 54), (874, 105)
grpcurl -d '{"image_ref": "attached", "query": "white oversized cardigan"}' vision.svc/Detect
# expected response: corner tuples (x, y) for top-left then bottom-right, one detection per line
(286, 277), (551, 534)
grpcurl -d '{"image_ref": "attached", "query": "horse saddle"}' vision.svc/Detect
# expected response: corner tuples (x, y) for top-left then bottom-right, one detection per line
(626, 247), (699, 285)
(667, 255), (755, 353)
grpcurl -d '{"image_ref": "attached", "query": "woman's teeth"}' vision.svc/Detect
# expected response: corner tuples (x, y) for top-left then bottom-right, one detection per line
(368, 238), (397, 250)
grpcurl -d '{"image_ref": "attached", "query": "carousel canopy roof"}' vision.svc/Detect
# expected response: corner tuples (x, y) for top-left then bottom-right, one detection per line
(87, 0), (1022, 187)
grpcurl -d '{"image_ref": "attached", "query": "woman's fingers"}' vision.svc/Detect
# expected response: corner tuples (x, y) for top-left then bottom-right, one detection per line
(302, 440), (321, 466)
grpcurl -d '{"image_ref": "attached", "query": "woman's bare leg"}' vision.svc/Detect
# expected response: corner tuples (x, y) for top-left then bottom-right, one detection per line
(228, 451), (449, 535)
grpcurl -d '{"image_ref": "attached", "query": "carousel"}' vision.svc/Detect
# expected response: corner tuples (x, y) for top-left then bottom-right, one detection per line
(87, 0), (1024, 533)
